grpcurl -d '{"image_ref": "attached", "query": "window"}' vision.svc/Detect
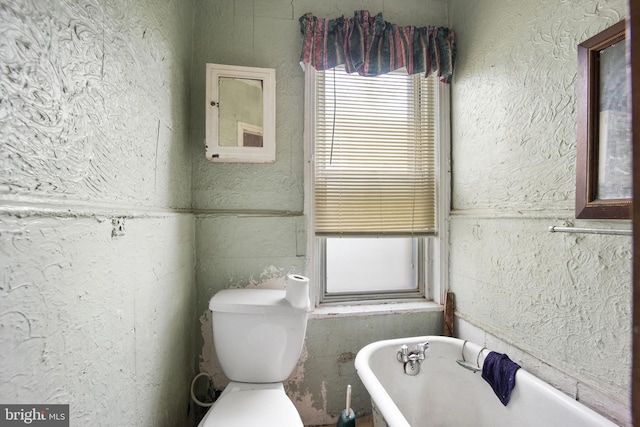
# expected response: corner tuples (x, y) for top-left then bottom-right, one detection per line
(304, 65), (449, 304)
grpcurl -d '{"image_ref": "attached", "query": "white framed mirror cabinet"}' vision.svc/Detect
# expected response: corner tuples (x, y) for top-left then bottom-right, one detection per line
(205, 63), (276, 163)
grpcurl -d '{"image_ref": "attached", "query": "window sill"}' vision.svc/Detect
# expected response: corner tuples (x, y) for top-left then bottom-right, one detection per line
(309, 300), (443, 319)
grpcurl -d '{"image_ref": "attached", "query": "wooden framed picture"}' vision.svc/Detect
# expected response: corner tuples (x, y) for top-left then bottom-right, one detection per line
(576, 20), (631, 219)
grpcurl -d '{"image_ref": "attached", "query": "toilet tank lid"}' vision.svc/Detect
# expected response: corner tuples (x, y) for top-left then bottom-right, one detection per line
(209, 289), (297, 314)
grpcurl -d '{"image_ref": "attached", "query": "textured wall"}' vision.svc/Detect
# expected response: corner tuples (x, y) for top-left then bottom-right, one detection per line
(0, 215), (195, 425)
(190, 0), (448, 425)
(1, 0), (193, 207)
(0, 1), (196, 426)
(449, 0), (631, 424)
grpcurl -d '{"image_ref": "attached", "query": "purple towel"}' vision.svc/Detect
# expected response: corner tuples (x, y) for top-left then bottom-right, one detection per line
(481, 351), (521, 406)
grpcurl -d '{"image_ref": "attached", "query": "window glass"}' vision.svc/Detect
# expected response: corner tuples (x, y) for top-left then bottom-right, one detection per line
(325, 237), (419, 294)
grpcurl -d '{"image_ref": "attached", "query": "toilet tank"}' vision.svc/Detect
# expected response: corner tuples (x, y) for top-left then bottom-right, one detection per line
(209, 289), (309, 383)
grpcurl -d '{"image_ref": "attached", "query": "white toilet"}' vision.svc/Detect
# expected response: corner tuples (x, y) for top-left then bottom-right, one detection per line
(198, 279), (309, 427)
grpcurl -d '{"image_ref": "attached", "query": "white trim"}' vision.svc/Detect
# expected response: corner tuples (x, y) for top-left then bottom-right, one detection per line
(432, 81), (452, 305)
(0, 197), (191, 219)
(303, 64), (320, 307)
(310, 300), (442, 319)
(450, 207), (585, 219)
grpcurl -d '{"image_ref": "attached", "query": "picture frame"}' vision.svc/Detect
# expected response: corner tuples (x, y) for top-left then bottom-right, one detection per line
(576, 20), (631, 219)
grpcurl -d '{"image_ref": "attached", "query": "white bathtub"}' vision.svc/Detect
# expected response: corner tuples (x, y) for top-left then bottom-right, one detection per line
(355, 336), (619, 427)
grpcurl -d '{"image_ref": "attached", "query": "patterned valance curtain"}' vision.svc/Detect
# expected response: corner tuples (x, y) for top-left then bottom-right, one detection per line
(299, 10), (456, 83)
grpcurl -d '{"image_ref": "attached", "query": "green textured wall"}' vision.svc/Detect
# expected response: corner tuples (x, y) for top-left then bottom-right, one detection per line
(449, 0), (630, 424)
(0, 0), (197, 425)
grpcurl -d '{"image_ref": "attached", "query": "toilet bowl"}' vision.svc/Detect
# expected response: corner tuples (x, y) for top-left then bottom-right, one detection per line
(198, 382), (302, 426)
(198, 284), (309, 427)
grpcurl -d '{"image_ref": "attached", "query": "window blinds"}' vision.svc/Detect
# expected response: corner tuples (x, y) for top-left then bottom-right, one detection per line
(314, 67), (437, 236)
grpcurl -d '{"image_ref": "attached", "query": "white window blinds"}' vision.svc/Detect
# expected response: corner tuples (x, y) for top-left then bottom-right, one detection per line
(314, 66), (437, 236)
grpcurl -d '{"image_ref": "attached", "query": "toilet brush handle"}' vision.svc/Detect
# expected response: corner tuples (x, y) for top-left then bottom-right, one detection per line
(345, 384), (351, 414)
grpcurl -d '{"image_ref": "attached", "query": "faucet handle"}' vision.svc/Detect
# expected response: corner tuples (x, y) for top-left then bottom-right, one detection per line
(416, 342), (429, 359)
(397, 344), (409, 363)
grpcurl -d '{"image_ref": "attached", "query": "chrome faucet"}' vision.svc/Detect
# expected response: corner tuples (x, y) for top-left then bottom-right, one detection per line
(397, 342), (429, 375)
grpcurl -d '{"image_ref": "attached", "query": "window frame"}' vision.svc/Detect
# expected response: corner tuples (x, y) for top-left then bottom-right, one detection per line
(303, 64), (451, 307)
(319, 236), (428, 303)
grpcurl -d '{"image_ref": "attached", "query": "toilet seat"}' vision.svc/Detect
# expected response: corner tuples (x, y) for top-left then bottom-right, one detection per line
(198, 382), (303, 427)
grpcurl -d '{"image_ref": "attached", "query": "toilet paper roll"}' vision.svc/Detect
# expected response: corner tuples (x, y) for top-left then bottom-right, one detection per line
(285, 274), (310, 311)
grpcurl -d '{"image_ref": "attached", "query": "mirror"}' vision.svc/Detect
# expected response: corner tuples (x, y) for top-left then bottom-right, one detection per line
(575, 20), (631, 219)
(205, 64), (276, 163)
